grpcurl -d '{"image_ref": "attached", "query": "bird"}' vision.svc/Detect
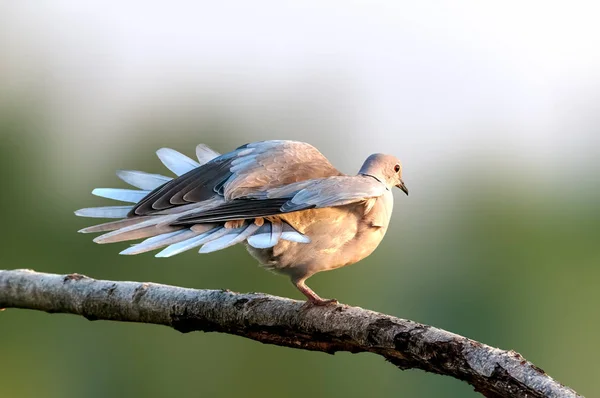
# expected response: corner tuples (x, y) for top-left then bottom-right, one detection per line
(75, 140), (408, 305)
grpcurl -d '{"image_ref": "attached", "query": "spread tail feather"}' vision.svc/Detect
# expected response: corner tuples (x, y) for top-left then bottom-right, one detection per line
(156, 148), (199, 176)
(196, 144), (221, 164)
(76, 143), (311, 256)
(78, 216), (151, 233)
(75, 206), (133, 219)
(155, 227), (228, 257)
(116, 170), (171, 190)
(92, 188), (150, 203)
(94, 224), (182, 244)
(200, 223), (260, 253)
(247, 220), (282, 248)
(120, 229), (197, 255)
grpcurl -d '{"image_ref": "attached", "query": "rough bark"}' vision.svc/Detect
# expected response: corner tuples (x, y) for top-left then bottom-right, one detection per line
(0, 269), (580, 398)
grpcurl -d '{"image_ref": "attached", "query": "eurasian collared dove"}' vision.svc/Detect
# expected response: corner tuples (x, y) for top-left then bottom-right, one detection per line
(75, 140), (408, 305)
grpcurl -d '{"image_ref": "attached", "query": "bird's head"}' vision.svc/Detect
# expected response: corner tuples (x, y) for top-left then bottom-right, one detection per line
(358, 153), (408, 195)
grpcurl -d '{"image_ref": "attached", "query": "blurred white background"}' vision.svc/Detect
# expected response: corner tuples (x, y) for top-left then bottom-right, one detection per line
(1, 2), (599, 397)
(2, 1), (599, 178)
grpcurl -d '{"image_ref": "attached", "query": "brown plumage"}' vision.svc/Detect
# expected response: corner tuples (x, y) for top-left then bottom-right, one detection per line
(75, 140), (407, 305)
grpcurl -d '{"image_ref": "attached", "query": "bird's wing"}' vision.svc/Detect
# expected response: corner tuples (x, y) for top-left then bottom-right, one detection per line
(131, 140), (341, 216)
(75, 143), (378, 256)
(172, 176), (387, 224)
(275, 175), (388, 212)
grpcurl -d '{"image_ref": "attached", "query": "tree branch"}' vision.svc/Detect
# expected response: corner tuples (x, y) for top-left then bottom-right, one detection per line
(0, 269), (579, 398)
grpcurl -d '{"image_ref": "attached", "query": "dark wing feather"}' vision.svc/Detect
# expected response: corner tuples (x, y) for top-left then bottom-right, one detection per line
(130, 141), (342, 217)
(131, 150), (240, 215)
(171, 198), (293, 225)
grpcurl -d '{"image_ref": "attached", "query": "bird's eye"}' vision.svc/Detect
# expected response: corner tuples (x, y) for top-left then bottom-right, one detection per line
(394, 164), (401, 173)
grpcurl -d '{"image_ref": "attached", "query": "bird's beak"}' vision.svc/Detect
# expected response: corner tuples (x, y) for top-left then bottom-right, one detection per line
(396, 180), (409, 196)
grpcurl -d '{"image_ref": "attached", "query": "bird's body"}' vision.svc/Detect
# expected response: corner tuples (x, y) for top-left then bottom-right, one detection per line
(249, 190), (393, 276)
(76, 140), (407, 304)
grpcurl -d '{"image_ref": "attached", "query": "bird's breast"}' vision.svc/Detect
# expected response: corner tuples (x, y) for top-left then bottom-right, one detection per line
(246, 193), (394, 278)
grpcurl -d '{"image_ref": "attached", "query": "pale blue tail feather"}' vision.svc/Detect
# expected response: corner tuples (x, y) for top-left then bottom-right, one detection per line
(247, 220), (282, 249)
(200, 223), (260, 253)
(155, 227), (224, 257)
(75, 206), (133, 219)
(246, 221), (309, 248)
(156, 148), (199, 176)
(92, 216), (171, 243)
(78, 216), (151, 233)
(120, 229), (198, 255)
(247, 223), (277, 248)
(116, 170), (171, 190)
(94, 224), (181, 244)
(92, 188), (150, 203)
(196, 144), (221, 164)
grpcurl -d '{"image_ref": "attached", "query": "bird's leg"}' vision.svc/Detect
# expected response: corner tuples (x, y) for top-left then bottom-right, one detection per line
(293, 278), (338, 306)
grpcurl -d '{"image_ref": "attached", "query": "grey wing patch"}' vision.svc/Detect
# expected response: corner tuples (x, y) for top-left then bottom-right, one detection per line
(278, 176), (387, 212)
(171, 176), (386, 224)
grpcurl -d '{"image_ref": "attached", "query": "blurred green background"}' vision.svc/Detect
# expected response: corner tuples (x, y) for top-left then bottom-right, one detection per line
(1, 2), (599, 397)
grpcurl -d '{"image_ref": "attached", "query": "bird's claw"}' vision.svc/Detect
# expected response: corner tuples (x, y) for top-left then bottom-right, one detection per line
(314, 298), (338, 306)
(301, 298), (339, 310)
